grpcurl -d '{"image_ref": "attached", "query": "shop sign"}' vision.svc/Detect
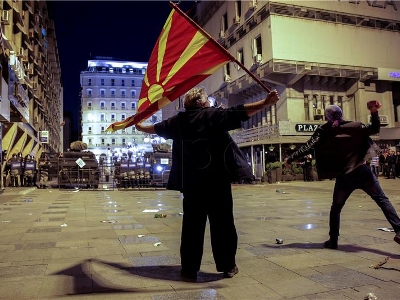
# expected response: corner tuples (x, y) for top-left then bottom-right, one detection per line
(295, 124), (320, 132)
(39, 131), (49, 143)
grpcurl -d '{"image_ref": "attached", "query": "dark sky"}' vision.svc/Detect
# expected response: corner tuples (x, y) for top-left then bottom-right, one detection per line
(50, 1), (194, 134)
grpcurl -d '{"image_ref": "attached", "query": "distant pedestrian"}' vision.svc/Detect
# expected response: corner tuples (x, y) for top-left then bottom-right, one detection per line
(286, 101), (400, 249)
(370, 155), (379, 178)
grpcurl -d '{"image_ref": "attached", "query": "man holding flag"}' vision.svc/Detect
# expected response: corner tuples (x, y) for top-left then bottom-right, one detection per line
(136, 87), (279, 280)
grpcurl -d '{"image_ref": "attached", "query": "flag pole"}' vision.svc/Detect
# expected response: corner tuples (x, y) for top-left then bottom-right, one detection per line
(170, 1), (271, 93)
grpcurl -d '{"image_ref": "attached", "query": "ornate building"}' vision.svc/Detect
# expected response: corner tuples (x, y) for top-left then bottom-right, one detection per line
(80, 57), (164, 163)
(0, 0), (63, 189)
(191, 0), (400, 178)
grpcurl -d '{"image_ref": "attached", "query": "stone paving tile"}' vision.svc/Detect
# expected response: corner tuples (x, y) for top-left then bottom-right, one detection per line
(0, 264), (47, 277)
(0, 276), (43, 299)
(1, 249), (55, 262)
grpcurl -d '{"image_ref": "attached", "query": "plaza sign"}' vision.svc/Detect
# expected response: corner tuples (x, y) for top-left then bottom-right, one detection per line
(295, 124), (320, 132)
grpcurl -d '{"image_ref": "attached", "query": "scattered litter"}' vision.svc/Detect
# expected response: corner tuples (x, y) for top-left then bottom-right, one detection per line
(369, 257), (389, 269)
(138, 234), (145, 238)
(282, 191), (289, 194)
(154, 214), (167, 218)
(364, 292), (378, 300)
(28, 213), (33, 215)
(101, 220), (119, 223)
(137, 202), (141, 204)
(359, 206), (362, 208)
(24, 199), (33, 202)
(1, 220), (11, 223)
(143, 209), (159, 213)
(60, 223), (68, 227)
(153, 242), (162, 247)
(276, 238), (283, 244)
(178, 212), (184, 216)
(377, 227), (394, 232)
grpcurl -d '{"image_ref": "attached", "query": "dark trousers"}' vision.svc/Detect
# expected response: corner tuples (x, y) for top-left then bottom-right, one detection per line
(329, 164), (400, 239)
(181, 182), (237, 272)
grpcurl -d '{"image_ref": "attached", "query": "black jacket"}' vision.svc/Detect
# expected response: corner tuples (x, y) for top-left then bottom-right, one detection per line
(288, 112), (380, 179)
(154, 105), (253, 192)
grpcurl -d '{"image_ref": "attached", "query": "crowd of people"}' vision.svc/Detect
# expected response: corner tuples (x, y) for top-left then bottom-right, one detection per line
(369, 149), (400, 179)
(2, 152), (51, 189)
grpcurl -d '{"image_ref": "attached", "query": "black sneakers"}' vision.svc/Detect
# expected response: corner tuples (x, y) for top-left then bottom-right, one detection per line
(323, 239), (338, 249)
(180, 269), (197, 282)
(394, 233), (400, 245)
(223, 265), (239, 278)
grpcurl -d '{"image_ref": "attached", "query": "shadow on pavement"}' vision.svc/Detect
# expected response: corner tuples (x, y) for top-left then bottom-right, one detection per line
(51, 259), (223, 295)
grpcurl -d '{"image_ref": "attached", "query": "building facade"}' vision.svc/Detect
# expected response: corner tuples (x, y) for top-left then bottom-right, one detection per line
(80, 58), (164, 163)
(193, 0), (400, 178)
(0, 0), (63, 189)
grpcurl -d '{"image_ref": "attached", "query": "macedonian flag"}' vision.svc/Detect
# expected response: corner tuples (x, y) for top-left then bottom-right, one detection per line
(106, 2), (234, 132)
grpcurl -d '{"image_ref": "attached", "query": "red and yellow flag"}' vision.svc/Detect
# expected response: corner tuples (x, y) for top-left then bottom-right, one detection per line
(106, 2), (233, 132)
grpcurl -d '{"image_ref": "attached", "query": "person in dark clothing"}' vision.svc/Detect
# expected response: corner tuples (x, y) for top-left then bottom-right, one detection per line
(136, 87), (279, 280)
(302, 154), (313, 181)
(286, 101), (400, 249)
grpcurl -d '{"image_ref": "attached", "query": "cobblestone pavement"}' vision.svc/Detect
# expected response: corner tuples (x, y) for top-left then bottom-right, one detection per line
(0, 178), (399, 299)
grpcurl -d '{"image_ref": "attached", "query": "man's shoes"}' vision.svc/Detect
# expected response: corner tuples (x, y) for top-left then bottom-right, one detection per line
(323, 239), (338, 249)
(180, 269), (197, 282)
(394, 233), (400, 245)
(223, 265), (239, 278)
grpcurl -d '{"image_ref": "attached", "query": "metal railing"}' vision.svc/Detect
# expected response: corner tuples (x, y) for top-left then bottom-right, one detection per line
(231, 123), (280, 144)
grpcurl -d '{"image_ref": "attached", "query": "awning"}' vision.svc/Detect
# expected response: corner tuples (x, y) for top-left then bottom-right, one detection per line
(379, 127), (400, 140)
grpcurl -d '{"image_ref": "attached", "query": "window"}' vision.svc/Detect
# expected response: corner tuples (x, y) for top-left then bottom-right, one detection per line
(236, 48), (244, 69)
(111, 114), (116, 121)
(121, 102), (126, 110)
(100, 89), (105, 97)
(225, 62), (231, 76)
(109, 67), (114, 73)
(131, 80), (135, 86)
(87, 102), (92, 110)
(122, 138), (126, 146)
(121, 79), (125, 86)
(252, 35), (262, 61)
(131, 90), (136, 98)
(88, 78), (92, 86)
(111, 102), (116, 109)
(88, 138), (92, 145)
(234, 1), (242, 23)
(87, 89), (92, 97)
(121, 114), (126, 121)
(101, 126), (105, 133)
(111, 90), (116, 97)
(221, 13), (228, 32)
(101, 114), (106, 121)
(111, 138), (116, 145)
(131, 102), (136, 110)
(121, 90), (126, 98)
(101, 79), (105, 86)
(111, 79), (115, 86)
(100, 101), (105, 109)
(101, 138), (105, 145)
(88, 126), (92, 134)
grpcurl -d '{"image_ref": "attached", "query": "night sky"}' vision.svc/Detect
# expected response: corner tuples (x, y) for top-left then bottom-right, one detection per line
(50, 1), (195, 136)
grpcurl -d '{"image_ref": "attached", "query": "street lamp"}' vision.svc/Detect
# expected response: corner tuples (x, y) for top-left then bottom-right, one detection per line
(289, 144), (296, 150)
(269, 145), (275, 151)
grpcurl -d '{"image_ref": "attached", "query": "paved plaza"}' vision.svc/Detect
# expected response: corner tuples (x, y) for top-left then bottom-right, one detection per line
(0, 179), (399, 299)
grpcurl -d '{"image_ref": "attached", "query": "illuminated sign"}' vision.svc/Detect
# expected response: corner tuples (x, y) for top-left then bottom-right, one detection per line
(389, 72), (400, 79)
(295, 124), (320, 132)
(39, 131), (49, 143)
